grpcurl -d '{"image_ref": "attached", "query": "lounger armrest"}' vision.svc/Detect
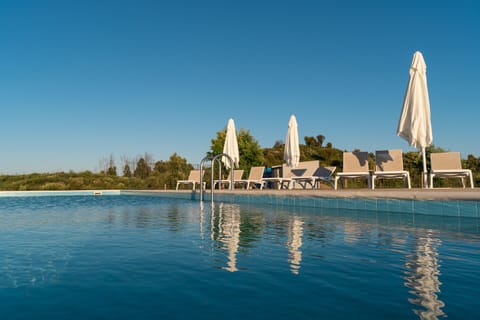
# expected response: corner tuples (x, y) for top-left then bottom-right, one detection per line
(431, 169), (471, 174)
(373, 170), (408, 174)
(336, 172), (370, 176)
(291, 176), (314, 180)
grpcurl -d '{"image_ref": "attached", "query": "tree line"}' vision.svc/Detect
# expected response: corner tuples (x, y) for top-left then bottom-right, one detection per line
(0, 129), (479, 190)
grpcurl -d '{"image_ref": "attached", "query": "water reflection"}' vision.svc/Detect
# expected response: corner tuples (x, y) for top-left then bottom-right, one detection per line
(206, 203), (267, 272)
(287, 216), (304, 275)
(206, 204), (307, 274)
(207, 203), (239, 271)
(343, 221), (362, 244)
(216, 203), (241, 272)
(404, 233), (446, 319)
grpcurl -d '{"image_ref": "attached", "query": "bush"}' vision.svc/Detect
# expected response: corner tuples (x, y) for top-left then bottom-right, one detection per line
(42, 182), (67, 190)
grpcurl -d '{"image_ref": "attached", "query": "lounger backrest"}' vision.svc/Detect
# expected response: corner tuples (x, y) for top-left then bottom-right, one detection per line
(225, 169), (243, 180)
(297, 160), (319, 177)
(431, 152), (462, 170)
(375, 149), (404, 172)
(342, 152), (369, 173)
(283, 160), (319, 178)
(248, 166), (265, 180)
(233, 169), (244, 180)
(187, 170), (202, 181)
(281, 166), (293, 178)
(313, 166), (336, 177)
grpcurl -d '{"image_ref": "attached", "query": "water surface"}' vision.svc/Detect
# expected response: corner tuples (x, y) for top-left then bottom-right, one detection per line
(0, 195), (479, 319)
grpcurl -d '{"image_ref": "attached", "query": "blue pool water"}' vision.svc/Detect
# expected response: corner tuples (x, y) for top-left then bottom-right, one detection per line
(0, 195), (479, 319)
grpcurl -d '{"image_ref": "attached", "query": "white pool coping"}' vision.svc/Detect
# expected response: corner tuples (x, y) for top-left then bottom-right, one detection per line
(0, 190), (122, 197)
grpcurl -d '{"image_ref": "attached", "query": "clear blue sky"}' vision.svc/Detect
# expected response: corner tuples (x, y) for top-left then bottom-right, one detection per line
(1, 0), (479, 174)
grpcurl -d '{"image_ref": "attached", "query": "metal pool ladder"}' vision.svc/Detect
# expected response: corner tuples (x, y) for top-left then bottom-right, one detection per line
(199, 153), (234, 205)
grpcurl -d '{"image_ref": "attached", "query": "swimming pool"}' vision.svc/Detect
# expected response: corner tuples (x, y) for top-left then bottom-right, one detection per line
(1, 195), (479, 319)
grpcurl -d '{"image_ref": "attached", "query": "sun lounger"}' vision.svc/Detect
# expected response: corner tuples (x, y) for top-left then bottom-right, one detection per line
(371, 150), (411, 190)
(213, 169), (244, 189)
(263, 161), (319, 189)
(261, 175), (293, 189)
(234, 166), (266, 189)
(429, 152), (474, 188)
(176, 170), (205, 190)
(261, 166), (294, 190)
(293, 166), (337, 189)
(334, 151), (371, 190)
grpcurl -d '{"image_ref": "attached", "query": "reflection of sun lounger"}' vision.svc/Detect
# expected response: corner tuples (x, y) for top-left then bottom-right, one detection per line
(371, 150), (411, 190)
(176, 170), (205, 190)
(213, 170), (244, 189)
(334, 151), (371, 190)
(430, 152), (474, 188)
(293, 166), (337, 189)
(235, 166), (265, 189)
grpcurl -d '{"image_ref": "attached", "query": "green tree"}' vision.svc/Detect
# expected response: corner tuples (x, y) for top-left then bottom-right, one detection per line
(106, 155), (117, 176)
(465, 154), (479, 175)
(304, 136), (317, 147)
(465, 154), (480, 186)
(123, 164), (132, 177)
(316, 134), (325, 147)
(154, 153), (193, 189)
(210, 128), (264, 176)
(107, 166), (117, 176)
(273, 140), (283, 148)
(134, 158), (151, 179)
(304, 134), (325, 147)
(263, 145), (284, 167)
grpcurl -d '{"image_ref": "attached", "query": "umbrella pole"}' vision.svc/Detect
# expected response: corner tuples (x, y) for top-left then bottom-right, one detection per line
(421, 147), (428, 188)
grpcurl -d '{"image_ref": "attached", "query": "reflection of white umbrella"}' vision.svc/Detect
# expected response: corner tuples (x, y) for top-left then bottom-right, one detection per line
(222, 118), (239, 168)
(217, 203), (241, 273)
(404, 235), (445, 319)
(284, 115), (300, 168)
(397, 51), (433, 188)
(287, 217), (304, 275)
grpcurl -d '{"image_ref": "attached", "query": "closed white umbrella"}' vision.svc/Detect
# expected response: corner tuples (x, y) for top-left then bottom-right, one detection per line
(397, 51), (433, 188)
(284, 115), (300, 168)
(222, 118), (239, 168)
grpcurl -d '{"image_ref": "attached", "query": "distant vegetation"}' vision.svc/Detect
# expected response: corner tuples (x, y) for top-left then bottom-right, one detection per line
(0, 131), (479, 190)
(0, 153), (193, 191)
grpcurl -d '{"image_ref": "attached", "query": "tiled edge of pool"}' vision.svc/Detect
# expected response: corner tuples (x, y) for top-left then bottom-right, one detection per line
(122, 190), (480, 218)
(1, 190), (478, 218)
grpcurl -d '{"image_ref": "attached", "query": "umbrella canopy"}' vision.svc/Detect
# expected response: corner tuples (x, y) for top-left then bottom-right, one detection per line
(397, 51), (433, 187)
(222, 118), (239, 168)
(284, 115), (300, 168)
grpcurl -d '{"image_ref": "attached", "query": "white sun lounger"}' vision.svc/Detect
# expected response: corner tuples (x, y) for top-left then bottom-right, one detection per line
(293, 166), (337, 189)
(213, 169), (244, 189)
(371, 149), (411, 190)
(176, 170), (205, 190)
(262, 161), (319, 189)
(430, 152), (474, 188)
(334, 151), (371, 190)
(234, 166), (266, 189)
